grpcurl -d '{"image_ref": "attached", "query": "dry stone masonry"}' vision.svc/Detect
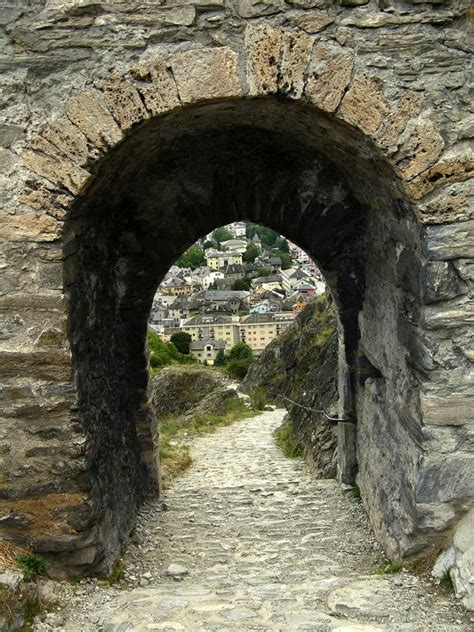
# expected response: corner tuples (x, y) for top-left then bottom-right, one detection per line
(0, 0), (472, 606)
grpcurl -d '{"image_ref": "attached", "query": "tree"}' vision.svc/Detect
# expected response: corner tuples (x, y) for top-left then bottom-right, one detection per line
(214, 349), (226, 366)
(280, 253), (293, 270)
(228, 342), (253, 361)
(232, 277), (251, 291)
(246, 223), (280, 248)
(170, 332), (192, 355)
(243, 243), (260, 263)
(226, 357), (252, 379)
(175, 246), (205, 269)
(203, 240), (215, 250)
(212, 226), (233, 244)
(277, 237), (290, 253)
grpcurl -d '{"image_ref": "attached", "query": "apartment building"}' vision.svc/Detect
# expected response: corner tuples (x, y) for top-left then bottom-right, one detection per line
(179, 314), (241, 347)
(205, 249), (243, 270)
(240, 312), (295, 353)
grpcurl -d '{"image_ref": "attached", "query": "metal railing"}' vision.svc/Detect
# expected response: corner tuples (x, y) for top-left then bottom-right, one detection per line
(272, 392), (352, 423)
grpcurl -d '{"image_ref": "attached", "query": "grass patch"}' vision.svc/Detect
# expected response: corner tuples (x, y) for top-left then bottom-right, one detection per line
(345, 485), (361, 500)
(0, 586), (52, 631)
(98, 561), (125, 586)
(16, 554), (47, 582)
(274, 422), (303, 459)
(372, 560), (404, 575)
(441, 569), (454, 592)
(249, 387), (268, 411)
(159, 396), (253, 487)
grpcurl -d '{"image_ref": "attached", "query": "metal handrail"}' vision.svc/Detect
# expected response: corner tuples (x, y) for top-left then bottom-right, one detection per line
(273, 392), (352, 423)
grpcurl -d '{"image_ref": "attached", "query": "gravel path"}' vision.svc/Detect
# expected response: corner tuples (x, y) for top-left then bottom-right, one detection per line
(36, 409), (471, 631)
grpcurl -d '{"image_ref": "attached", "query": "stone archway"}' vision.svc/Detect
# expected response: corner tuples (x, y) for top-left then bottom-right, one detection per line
(1, 18), (472, 578)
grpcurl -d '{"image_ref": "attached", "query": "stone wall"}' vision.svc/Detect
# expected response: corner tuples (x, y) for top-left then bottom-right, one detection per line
(0, 0), (472, 587)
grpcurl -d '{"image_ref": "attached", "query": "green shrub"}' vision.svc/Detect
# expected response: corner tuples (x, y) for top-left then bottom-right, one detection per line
(148, 328), (196, 373)
(250, 387), (267, 410)
(226, 357), (252, 379)
(228, 342), (253, 361)
(16, 553), (48, 582)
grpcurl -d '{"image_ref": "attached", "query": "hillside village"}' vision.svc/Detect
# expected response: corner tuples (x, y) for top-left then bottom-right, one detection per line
(149, 222), (325, 364)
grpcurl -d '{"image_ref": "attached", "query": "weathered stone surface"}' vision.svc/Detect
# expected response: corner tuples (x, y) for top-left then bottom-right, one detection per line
(339, 74), (389, 135)
(245, 23), (282, 96)
(42, 117), (91, 166)
(420, 393), (474, 426)
(65, 91), (122, 151)
(304, 45), (353, 113)
(408, 147), (474, 201)
(422, 220), (474, 260)
(376, 91), (423, 151)
(237, 0), (286, 18)
(327, 578), (394, 619)
(279, 31), (314, 99)
(421, 261), (467, 305)
(395, 122), (445, 181)
(151, 366), (230, 419)
(0, 210), (62, 242)
(171, 47), (242, 103)
(416, 181), (473, 224)
(130, 57), (180, 116)
(22, 148), (90, 196)
(99, 72), (149, 130)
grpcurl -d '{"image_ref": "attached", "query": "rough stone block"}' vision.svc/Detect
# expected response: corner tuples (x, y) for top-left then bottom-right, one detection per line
(0, 209), (63, 243)
(99, 72), (149, 130)
(423, 296), (474, 330)
(19, 184), (71, 219)
(304, 45), (353, 113)
(395, 122), (445, 181)
(237, 0), (286, 18)
(130, 57), (180, 116)
(376, 91), (423, 151)
(171, 47), (242, 103)
(339, 74), (389, 136)
(421, 261), (467, 304)
(408, 150), (474, 202)
(422, 220), (474, 260)
(420, 393), (474, 426)
(279, 31), (314, 99)
(42, 117), (92, 167)
(22, 148), (90, 196)
(245, 23), (282, 96)
(66, 91), (123, 151)
(415, 181), (473, 224)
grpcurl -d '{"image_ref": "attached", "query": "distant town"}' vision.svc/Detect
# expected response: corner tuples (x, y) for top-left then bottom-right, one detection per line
(149, 221), (325, 365)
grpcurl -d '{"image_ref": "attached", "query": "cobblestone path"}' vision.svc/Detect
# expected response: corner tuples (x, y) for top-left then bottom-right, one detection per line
(40, 409), (471, 631)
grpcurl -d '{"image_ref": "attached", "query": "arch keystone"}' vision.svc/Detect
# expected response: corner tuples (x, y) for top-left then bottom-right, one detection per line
(245, 23), (282, 95)
(130, 57), (180, 116)
(171, 47), (242, 104)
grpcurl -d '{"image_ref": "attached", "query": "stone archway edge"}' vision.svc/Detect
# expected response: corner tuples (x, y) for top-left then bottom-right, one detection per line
(17, 24), (472, 230)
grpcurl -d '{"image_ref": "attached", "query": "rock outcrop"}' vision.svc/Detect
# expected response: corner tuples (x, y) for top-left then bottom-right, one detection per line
(242, 297), (338, 478)
(151, 366), (233, 420)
